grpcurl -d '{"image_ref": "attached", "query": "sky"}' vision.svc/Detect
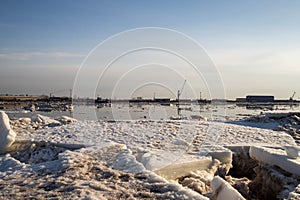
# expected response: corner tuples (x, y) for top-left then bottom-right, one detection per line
(0, 0), (300, 99)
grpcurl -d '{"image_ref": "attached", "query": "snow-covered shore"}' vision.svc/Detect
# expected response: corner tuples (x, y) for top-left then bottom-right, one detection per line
(231, 111), (300, 145)
(15, 118), (296, 151)
(1, 111), (300, 199)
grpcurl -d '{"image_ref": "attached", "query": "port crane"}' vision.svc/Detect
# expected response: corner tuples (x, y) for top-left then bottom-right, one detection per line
(290, 91), (296, 101)
(177, 80), (187, 101)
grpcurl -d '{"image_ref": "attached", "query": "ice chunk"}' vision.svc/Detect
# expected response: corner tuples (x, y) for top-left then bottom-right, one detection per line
(32, 114), (61, 126)
(0, 111), (16, 153)
(56, 116), (77, 124)
(249, 146), (300, 177)
(265, 112), (300, 119)
(139, 150), (205, 169)
(109, 148), (145, 173)
(284, 146), (300, 159)
(211, 176), (246, 200)
(288, 184), (300, 199)
(136, 149), (214, 180)
(81, 143), (145, 173)
(288, 192), (300, 199)
(154, 156), (213, 180)
(203, 145), (232, 164)
(18, 117), (31, 124)
(0, 154), (25, 172)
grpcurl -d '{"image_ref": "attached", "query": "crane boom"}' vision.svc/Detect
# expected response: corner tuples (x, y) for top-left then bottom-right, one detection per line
(180, 80), (186, 95)
(177, 80), (187, 101)
(290, 91), (296, 100)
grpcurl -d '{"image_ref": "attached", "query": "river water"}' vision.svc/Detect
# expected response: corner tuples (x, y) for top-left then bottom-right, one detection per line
(4, 103), (300, 122)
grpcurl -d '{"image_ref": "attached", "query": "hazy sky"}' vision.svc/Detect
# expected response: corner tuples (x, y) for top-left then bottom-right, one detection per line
(0, 0), (300, 99)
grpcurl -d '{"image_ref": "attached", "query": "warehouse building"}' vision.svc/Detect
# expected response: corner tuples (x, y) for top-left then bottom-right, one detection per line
(246, 95), (275, 103)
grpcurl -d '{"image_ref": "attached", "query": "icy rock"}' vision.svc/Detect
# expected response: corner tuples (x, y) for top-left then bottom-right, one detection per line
(173, 139), (190, 146)
(56, 116), (77, 124)
(170, 115), (188, 120)
(18, 117), (31, 124)
(211, 176), (246, 200)
(0, 154), (25, 172)
(0, 111), (16, 154)
(190, 115), (207, 121)
(32, 114), (61, 126)
(24, 104), (35, 112)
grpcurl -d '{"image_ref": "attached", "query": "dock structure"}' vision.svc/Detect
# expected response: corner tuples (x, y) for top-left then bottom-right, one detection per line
(0, 95), (38, 101)
(246, 95), (275, 103)
(154, 98), (171, 103)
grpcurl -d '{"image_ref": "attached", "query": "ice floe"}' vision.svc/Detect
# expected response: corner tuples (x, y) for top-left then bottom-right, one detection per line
(0, 111), (16, 153)
(250, 146), (300, 177)
(211, 176), (246, 200)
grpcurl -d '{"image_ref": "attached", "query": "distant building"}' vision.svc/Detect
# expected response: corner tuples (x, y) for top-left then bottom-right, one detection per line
(49, 96), (70, 101)
(95, 97), (111, 104)
(246, 95), (274, 103)
(154, 98), (170, 103)
(236, 98), (246, 102)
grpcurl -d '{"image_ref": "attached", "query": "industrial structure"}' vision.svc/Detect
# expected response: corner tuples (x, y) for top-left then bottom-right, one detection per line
(246, 95), (275, 103)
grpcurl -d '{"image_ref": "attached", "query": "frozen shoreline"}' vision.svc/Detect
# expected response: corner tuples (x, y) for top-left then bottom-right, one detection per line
(230, 111), (300, 145)
(1, 112), (300, 199)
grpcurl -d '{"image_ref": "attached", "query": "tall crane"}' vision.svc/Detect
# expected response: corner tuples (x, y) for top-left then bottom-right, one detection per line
(177, 80), (187, 101)
(290, 91), (296, 101)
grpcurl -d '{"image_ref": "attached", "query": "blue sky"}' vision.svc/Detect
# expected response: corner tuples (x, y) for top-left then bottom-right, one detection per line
(1, 0), (300, 99)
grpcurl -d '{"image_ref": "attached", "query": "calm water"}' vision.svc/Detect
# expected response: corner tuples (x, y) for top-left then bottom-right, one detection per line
(5, 103), (300, 122)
